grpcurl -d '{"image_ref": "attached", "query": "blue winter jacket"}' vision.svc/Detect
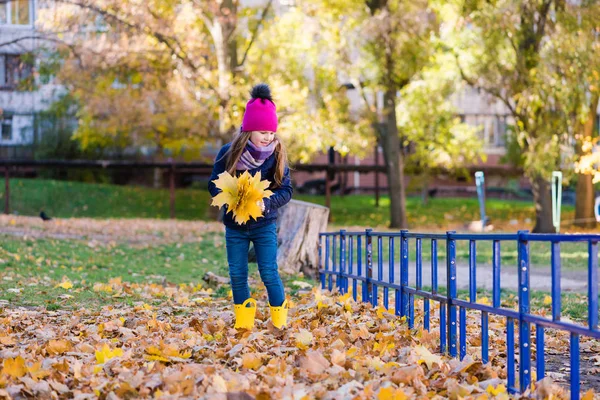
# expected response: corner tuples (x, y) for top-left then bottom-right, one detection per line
(208, 142), (293, 230)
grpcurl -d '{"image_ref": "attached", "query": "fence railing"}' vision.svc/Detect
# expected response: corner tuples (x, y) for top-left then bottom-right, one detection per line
(1, 159), (521, 217)
(318, 229), (600, 399)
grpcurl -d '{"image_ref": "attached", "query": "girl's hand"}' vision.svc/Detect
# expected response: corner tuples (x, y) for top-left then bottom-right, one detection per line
(257, 200), (265, 212)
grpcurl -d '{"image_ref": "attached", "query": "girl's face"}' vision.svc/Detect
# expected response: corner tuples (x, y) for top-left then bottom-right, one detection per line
(250, 131), (276, 147)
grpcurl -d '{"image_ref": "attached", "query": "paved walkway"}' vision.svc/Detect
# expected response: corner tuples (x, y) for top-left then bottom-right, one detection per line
(346, 261), (593, 292)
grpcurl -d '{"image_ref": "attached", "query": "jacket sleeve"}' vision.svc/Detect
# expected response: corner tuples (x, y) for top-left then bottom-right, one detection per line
(208, 146), (229, 198)
(263, 166), (293, 213)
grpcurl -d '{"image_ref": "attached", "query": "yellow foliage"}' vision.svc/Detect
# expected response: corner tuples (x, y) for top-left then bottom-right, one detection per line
(241, 353), (263, 370)
(46, 339), (73, 355)
(144, 342), (191, 363)
(414, 345), (443, 370)
(211, 171), (273, 224)
(95, 344), (123, 364)
(378, 387), (408, 400)
(486, 383), (507, 395)
(1, 356), (26, 378)
(295, 329), (314, 350)
(55, 281), (73, 290)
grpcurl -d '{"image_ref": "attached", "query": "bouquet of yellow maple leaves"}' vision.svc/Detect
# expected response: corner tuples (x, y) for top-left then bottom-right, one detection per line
(211, 171), (273, 224)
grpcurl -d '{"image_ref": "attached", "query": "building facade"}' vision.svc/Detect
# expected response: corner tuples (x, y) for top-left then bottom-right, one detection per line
(0, 0), (61, 159)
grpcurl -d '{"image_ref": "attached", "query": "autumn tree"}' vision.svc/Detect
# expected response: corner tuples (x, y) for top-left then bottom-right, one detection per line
(32, 0), (276, 147)
(451, 0), (600, 232)
(556, 3), (600, 229)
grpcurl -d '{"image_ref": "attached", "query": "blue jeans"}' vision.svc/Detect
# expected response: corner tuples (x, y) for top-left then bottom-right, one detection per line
(225, 223), (285, 306)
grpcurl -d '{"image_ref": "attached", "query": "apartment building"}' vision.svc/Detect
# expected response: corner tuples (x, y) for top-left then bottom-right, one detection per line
(0, 0), (61, 159)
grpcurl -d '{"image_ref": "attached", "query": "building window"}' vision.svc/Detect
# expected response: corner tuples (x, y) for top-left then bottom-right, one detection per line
(1, 114), (13, 141)
(0, 1), (33, 26)
(0, 54), (34, 90)
(460, 114), (510, 148)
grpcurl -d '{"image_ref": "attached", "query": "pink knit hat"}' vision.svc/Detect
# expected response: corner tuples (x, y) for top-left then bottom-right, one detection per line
(242, 83), (278, 132)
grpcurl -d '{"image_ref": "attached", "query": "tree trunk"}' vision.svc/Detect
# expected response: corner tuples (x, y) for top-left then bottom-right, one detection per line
(574, 93), (599, 229)
(380, 89), (408, 229)
(531, 175), (555, 233)
(248, 199), (329, 277)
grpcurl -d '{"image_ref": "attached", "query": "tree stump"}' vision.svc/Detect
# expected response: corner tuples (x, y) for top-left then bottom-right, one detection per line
(248, 199), (329, 277)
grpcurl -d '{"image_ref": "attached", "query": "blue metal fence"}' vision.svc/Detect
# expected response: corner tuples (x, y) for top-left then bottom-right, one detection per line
(318, 230), (600, 399)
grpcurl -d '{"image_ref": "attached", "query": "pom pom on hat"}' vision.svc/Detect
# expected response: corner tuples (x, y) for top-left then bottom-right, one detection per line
(250, 83), (273, 102)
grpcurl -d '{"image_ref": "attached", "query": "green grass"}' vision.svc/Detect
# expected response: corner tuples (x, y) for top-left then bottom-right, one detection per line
(298, 194), (559, 228)
(1, 178), (560, 228)
(0, 232), (310, 310)
(0, 233), (230, 309)
(1, 178), (212, 220)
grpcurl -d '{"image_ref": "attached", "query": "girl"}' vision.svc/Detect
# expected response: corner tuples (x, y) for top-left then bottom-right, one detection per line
(208, 83), (293, 330)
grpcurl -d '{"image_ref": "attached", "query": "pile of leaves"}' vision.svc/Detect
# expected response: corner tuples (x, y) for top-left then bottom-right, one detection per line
(1, 282), (594, 399)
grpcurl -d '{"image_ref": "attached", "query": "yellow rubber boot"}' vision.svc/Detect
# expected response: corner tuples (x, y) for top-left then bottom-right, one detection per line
(233, 298), (257, 330)
(269, 300), (289, 329)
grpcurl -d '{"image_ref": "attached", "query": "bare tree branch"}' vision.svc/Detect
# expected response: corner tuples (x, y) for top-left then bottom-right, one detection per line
(238, 0), (273, 67)
(454, 51), (517, 118)
(46, 0), (219, 94)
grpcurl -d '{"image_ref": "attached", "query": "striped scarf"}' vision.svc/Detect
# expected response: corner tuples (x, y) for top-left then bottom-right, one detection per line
(236, 139), (277, 170)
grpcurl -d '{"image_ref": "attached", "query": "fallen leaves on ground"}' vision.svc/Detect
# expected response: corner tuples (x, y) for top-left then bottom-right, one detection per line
(1, 284), (595, 399)
(0, 215), (224, 245)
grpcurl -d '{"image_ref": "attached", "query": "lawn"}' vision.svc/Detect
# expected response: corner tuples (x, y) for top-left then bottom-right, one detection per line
(0, 232), (312, 311)
(0, 177), (567, 229)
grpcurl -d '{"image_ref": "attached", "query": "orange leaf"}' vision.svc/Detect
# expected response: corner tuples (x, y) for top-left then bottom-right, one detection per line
(2, 356), (26, 378)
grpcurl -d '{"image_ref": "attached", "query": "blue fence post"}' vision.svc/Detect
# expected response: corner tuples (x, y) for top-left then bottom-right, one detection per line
(339, 230), (347, 294)
(518, 230), (531, 393)
(376, 235), (383, 307)
(589, 241), (598, 330)
(389, 237), (395, 313)
(492, 240), (501, 308)
(365, 229), (373, 305)
(400, 229), (409, 318)
(356, 235), (362, 302)
(551, 241), (561, 321)
(447, 230), (457, 357)
(319, 234), (325, 289)
(325, 235), (331, 290)
(570, 333), (580, 400)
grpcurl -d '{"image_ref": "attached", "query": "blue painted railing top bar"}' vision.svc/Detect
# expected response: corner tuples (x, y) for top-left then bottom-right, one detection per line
(318, 229), (600, 399)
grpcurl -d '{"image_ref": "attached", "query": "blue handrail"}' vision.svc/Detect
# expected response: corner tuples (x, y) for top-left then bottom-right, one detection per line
(318, 229), (600, 399)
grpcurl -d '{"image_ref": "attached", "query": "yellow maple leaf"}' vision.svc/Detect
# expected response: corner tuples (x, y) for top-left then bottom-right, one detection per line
(2, 356), (26, 378)
(373, 340), (395, 356)
(543, 295), (552, 305)
(55, 281), (73, 290)
(378, 387), (408, 400)
(581, 389), (595, 400)
(414, 345), (443, 370)
(46, 339), (73, 355)
(486, 383), (507, 395)
(376, 305), (388, 319)
(27, 362), (51, 380)
(144, 343), (191, 363)
(211, 171), (273, 224)
(295, 329), (314, 350)
(242, 353), (263, 370)
(95, 344), (123, 364)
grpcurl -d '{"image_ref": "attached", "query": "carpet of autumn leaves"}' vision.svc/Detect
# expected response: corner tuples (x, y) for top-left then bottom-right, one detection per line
(1, 215), (599, 399)
(1, 281), (597, 400)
